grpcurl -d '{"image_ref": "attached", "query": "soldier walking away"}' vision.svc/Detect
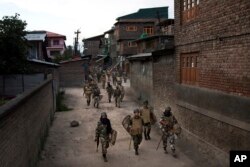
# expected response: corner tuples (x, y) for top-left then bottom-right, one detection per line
(112, 70), (117, 86)
(117, 81), (125, 102)
(101, 73), (106, 89)
(113, 86), (121, 108)
(95, 112), (112, 162)
(159, 106), (181, 157)
(129, 109), (143, 155)
(140, 100), (152, 140)
(106, 82), (113, 103)
(92, 85), (101, 108)
(83, 82), (92, 106)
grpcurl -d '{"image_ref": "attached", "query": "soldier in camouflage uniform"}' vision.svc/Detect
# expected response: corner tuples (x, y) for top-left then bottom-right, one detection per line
(117, 81), (125, 102)
(92, 85), (101, 108)
(140, 100), (152, 140)
(113, 86), (121, 108)
(159, 106), (178, 156)
(106, 82), (113, 103)
(83, 82), (92, 106)
(129, 109), (143, 155)
(101, 73), (106, 89)
(95, 112), (112, 162)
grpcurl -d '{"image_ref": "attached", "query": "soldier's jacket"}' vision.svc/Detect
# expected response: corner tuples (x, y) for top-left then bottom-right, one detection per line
(93, 88), (100, 97)
(118, 85), (124, 94)
(96, 119), (112, 139)
(129, 116), (143, 135)
(140, 107), (151, 124)
(106, 85), (113, 94)
(113, 88), (121, 97)
(84, 86), (92, 95)
(101, 75), (106, 81)
(159, 115), (176, 134)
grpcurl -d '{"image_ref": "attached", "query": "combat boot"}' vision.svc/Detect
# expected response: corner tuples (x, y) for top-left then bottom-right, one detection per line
(147, 130), (151, 140)
(103, 154), (108, 162)
(164, 147), (168, 154)
(135, 148), (139, 155)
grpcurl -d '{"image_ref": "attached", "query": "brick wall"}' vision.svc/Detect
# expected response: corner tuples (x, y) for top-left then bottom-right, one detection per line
(0, 79), (54, 167)
(175, 0), (250, 97)
(59, 60), (85, 87)
(174, 0), (250, 165)
(152, 54), (176, 118)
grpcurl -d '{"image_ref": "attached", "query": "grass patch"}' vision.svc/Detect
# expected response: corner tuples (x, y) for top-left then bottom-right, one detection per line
(0, 98), (8, 106)
(56, 91), (72, 112)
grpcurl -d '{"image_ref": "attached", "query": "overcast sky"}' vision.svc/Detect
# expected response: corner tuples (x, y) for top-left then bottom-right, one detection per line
(0, 0), (174, 47)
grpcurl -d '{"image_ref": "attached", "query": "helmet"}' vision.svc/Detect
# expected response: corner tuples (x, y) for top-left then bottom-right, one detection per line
(133, 108), (140, 113)
(143, 100), (148, 105)
(164, 106), (171, 117)
(101, 112), (107, 118)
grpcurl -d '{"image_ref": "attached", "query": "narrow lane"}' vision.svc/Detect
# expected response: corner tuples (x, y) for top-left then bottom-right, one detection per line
(38, 80), (200, 167)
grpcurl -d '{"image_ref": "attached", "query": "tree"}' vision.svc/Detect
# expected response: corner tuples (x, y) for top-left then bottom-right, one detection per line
(0, 13), (29, 74)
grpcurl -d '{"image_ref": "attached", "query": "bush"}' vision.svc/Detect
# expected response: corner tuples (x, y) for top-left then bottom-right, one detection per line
(56, 91), (72, 112)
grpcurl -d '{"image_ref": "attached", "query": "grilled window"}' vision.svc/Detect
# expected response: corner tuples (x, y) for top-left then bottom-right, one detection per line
(182, 0), (200, 23)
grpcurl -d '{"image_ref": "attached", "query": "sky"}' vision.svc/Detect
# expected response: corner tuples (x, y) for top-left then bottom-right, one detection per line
(0, 0), (174, 47)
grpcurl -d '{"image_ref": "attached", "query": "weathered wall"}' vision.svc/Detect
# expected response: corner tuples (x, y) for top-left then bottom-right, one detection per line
(174, 0), (250, 166)
(130, 59), (153, 105)
(59, 60), (85, 87)
(152, 54), (176, 118)
(0, 79), (55, 167)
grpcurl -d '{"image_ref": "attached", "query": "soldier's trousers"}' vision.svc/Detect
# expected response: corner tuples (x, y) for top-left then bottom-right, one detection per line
(115, 96), (121, 107)
(162, 133), (175, 151)
(93, 96), (100, 108)
(121, 92), (125, 102)
(85, 94), (91, 105)
(143, 123), (151, 138)
(100, 137), (109, 154)
(108, 93), (112, 102)
(102, 82), (106, 89)
(132, 134), (142, 150)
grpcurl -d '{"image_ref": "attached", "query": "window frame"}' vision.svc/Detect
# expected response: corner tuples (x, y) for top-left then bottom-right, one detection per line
(126, 26), (137, 32)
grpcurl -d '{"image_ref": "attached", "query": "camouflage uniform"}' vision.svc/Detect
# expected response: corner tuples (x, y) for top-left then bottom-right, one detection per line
(113, 86), (121, 108)
(140, 100), (152, 140)
(92, 86), (101, 108)
(129, 109), (143, 155)
(112, 71), (117, 86)
(117, 82), (125, 102)
(101, 74), (106, 89)
(106, 82), (113, 103)
(83, 83), (92, 106)
(159, 107), (178, 155)
(95, 112), (112, 162)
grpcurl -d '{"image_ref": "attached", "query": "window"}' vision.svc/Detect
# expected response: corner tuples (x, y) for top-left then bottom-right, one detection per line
(128, 41), (137, 47)
(181, 52), (199, 85)
(182, 0), (200, 23)
(126, 26), (137, 31)
(143, 26), (154, 35)
(53, 40), (59, 45)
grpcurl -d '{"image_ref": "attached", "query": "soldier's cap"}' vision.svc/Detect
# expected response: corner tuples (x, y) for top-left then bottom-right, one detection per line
(133, 108), (140, 113)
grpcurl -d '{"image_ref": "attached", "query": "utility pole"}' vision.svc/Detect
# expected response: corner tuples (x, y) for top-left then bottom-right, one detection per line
(74, 29), (81, 56)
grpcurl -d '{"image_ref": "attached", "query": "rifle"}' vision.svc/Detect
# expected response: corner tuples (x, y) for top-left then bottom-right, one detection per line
(96, 135), (99, 152)
(156, 135), (163, 150)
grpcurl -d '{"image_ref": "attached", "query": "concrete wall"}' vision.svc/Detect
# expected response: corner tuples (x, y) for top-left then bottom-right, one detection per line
(0, 79), (55, 167)
(59, 59), (85, 87)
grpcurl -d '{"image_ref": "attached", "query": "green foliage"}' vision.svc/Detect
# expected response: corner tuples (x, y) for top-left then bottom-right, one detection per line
(0, 98), (8, 106)
(0, 13), (30, 74)
(56, 91), (72, 112)
(52, 45), (73, 63)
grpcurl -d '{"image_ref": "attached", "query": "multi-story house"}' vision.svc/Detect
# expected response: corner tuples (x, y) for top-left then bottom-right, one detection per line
(83, 34), (104, 60)
(174, 0), (250, 166)
(104, 27), (117, 65)
(46, 31), (66, 59)
(114, 7), (169, 71)
(25, 31), (66, 61)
